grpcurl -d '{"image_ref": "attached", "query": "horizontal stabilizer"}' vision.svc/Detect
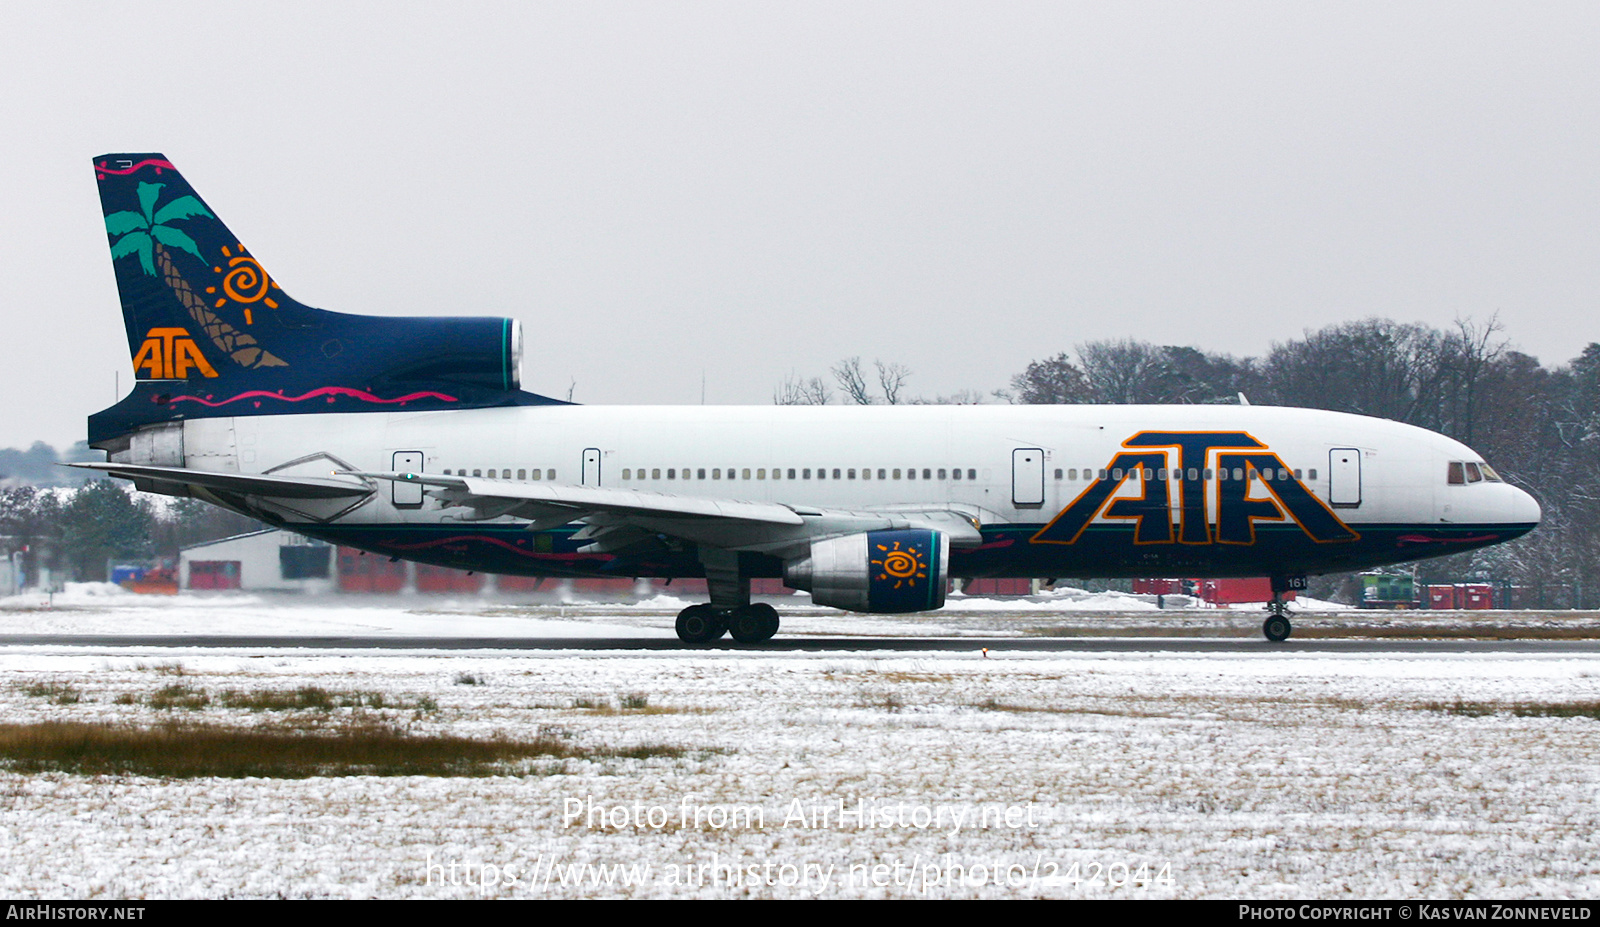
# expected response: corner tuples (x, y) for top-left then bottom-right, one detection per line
(68, 462), (373, 499)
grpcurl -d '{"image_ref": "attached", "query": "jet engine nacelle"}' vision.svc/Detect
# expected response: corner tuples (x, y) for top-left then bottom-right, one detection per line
(783, 529), (949, 613)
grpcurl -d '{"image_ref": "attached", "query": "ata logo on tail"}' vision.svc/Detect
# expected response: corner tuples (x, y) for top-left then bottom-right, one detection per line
(1030, 431), (1359, 547)
(131, 327), (218, 379)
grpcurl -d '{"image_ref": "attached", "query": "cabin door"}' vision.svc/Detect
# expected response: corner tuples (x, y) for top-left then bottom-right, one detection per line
(392, 451), (424, 507)
(1012, 447), (1045, 506)
(1328, 447), (1361, 507)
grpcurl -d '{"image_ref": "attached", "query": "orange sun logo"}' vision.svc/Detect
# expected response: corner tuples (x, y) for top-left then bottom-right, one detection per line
(872, 540), (927, 589)
(205, 244), (281, 324)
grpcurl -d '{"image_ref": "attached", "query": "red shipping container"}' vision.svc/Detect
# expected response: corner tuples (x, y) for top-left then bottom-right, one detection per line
(1460, 583), (1494, 609)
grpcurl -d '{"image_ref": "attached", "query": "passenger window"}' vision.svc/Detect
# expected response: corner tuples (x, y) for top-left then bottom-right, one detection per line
(923, 469), (932, 480)
(968, 469), (977, 480)
(1068, 469), (1077, 480)
(849, 469), (858, 480)
(547, 470), (556, 480)
(472, 469), (482, 477)
(1308, 468), (1318, 481)
(712, 469), (720, 479)
(1053, 469), (1062, 480)
(652, 469), (661, 480)
(756, 469), (764, 479)
(667, 469), (676, 480)
(938, 469), (947, 480)
(953, 468), (963, 481)
(894, 469), (902, 480)
(743, 468), (752, 480)
(832, 469), (841, 480)
(1111, 468), (1123, 480)
(622, 469), (631, 480)
(1188, 468), (1198, 481)
(788, 469), (797, 479)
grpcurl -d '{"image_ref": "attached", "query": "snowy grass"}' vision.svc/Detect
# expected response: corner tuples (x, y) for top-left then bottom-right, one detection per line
(1, 594), (1598, 897)
(0, 646), (1596, 898)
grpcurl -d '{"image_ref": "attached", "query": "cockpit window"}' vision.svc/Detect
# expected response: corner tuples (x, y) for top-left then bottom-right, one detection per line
(1448, 460), (1503, 484)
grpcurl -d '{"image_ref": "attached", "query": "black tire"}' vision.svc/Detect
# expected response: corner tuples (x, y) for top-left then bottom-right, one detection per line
(1263, 614), (1292, 642)
(729, 603), (781, 644)
(676, 604), (725, 644)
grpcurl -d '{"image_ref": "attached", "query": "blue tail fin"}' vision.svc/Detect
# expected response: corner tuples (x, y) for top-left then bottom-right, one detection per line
(90, 154), (557, 444)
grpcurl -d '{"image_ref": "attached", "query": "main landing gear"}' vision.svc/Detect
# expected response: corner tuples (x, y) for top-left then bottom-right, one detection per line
(674, 603), (780, 644)
(1262, 574), (1304, 642)
(675, 549), (780, 644)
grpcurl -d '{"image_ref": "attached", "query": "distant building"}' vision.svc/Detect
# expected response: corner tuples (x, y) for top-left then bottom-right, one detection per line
(179, 529), (336, 593)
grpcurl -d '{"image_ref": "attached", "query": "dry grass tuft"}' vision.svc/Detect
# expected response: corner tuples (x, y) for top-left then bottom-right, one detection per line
(0, 720), (689, 778)
(1421, 699), (1600, 720)
(19, 682), (83, 705)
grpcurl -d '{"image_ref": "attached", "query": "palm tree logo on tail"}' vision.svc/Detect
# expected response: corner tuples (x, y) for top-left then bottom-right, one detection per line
(105, 181), (287, 371)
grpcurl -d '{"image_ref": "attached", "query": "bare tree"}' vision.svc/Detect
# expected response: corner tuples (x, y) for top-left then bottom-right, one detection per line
(774, 372), (832, 405)
(832, 357), (874, 405)
(1076, 339), (1168, 403)
(1010, 352), (1092, 404)
(875, 360), (911, 405)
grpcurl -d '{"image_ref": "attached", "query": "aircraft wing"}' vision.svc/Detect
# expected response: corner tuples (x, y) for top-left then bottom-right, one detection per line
(67, 462), (374, 499)
(341, 470), (983, 554)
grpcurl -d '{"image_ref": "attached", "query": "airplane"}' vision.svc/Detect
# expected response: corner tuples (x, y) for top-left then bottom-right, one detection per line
(76, 153), (1542, 643)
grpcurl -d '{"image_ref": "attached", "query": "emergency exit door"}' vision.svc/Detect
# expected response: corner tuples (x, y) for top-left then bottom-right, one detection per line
(582, 448), (602, 486)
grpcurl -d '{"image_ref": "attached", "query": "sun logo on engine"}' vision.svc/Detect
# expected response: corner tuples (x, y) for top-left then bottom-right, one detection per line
(205, 244), (281, 325)
(872, 540), (928, 590)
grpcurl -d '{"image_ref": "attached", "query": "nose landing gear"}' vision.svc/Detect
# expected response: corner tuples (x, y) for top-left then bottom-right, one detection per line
(1262, 574), (1305, 642)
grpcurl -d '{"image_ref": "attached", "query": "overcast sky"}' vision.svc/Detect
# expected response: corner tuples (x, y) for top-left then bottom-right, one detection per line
(1, 1), (1596, 450)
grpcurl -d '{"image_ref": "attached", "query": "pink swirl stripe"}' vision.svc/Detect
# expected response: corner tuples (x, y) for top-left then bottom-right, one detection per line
(167, 386), (459, 407)
(1396, 533), (1499, 545)
(96, 159), (176, 175)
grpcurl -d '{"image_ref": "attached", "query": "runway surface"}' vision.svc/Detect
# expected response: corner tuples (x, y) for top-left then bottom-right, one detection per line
(4, 633), (1600, 653)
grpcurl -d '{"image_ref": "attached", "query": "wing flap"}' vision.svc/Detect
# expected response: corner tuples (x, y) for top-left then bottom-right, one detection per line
(340, 471), (806, 525)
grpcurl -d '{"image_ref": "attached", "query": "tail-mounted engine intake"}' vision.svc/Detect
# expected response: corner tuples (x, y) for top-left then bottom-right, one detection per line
(783, 529), (949, 613)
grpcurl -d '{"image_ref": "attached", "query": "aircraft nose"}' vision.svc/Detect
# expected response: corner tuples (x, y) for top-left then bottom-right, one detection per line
(1508, 484), (1541, 527)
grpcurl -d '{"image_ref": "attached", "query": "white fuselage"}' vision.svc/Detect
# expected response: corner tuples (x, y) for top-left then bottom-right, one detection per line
(180, 403), (1537, 534)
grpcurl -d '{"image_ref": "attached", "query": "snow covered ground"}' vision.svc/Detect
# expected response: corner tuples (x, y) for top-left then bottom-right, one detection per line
(1, 587), (1598, 899)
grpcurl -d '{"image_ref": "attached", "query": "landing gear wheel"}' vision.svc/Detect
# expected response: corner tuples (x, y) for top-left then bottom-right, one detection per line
(728, 603), (781, 644)
(1263, 614), (1292, 642)
(675, 604), (727, 644)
